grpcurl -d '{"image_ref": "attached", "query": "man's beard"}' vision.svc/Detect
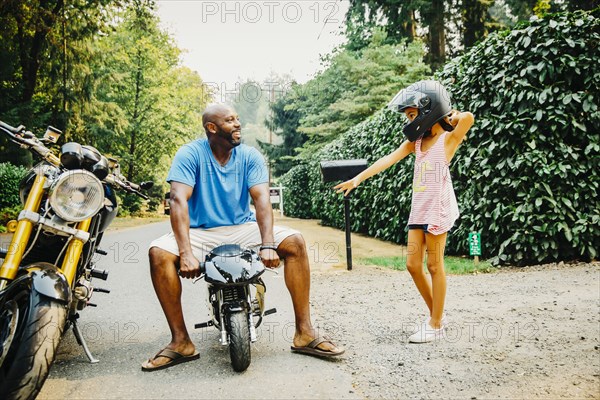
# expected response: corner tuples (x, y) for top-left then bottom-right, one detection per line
(216, 127), (241, 147)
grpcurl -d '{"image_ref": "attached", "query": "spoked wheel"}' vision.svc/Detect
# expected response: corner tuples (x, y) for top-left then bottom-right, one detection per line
(0, 300), (19, 364)
(0, 288), (67, 400)
(227, 311), (251, 372)
(0, 290), (28, 368)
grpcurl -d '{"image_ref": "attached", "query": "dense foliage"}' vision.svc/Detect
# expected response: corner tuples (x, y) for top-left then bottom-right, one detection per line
(438, 10), (600, 265)
(345, 0), (598, 63)
(280, 110), (411, 243)
(0, 1), (211, 212)
(0, 163), (27, 229)
(0, 163), (27, 209)
(280, 10), (599, 266)
(264, 0), (598, 177)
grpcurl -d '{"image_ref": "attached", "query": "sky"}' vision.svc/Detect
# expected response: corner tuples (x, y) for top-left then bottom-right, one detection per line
(156, 0), (350, 100)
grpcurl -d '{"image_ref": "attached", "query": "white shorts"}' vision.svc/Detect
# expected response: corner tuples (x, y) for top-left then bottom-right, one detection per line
(148, 222), (300, 261)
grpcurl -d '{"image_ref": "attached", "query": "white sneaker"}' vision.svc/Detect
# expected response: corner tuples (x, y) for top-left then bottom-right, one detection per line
(423, 314), (447, 326)
(408, 322), (445, 343)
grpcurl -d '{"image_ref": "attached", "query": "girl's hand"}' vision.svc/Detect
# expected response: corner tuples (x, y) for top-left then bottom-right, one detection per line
(448, 110), (460, 128)
(334, 177), (360, 196)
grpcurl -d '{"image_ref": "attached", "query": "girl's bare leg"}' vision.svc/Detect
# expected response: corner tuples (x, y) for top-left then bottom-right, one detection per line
(425, 232), (448, 329)
(406, 229), (432, 313)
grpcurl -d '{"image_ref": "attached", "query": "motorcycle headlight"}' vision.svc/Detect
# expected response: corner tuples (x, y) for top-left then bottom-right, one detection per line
(49, 170), (105, 222)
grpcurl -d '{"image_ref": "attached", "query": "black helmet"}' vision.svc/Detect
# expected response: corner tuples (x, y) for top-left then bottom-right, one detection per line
(387, 80), (453, 142)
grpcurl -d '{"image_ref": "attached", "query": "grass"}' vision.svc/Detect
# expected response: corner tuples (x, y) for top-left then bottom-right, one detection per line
(109, 214), (169, 230)
(361, 255), (495, 275)
(0, 214), (169, 233)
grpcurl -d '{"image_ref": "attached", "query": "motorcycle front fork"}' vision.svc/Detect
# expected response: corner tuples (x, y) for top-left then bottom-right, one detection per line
(214, 289), (257, 345)
(218, 294), (228, 345)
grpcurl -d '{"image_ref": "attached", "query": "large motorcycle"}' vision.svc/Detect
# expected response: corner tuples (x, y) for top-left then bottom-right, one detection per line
(194, 244), (277, 372)
(0, 121), (151, 399)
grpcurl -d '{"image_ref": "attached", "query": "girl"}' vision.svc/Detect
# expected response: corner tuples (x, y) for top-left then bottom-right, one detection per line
(334, 80), (474, 343)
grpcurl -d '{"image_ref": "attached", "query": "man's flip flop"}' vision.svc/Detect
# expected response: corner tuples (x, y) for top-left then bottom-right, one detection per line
(291, 335), (345, 358)
(141, 348), (200, 372)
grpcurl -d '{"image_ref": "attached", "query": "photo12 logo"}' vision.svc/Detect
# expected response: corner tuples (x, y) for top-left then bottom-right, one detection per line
(200, 1), (341, 24)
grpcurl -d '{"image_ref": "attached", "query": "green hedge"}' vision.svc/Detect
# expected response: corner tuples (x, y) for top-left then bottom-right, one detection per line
(280, 10), (599, 266)
(0, 162), (27, 209)
(280, 110), (414, 244)
(437, 10), (599, 265)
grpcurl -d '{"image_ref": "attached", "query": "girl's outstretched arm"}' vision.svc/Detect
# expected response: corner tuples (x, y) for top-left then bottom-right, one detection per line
(334, 140), (414, 196)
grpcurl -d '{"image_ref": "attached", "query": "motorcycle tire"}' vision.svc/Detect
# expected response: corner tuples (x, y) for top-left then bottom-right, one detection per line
(227, 311), (251, 372)
(0, 288), (68, 400)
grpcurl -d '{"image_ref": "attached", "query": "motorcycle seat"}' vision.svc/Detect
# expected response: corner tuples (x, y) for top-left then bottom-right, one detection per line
(210, 244), (244, 257)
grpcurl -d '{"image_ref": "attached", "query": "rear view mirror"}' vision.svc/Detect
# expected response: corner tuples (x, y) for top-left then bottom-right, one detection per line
(140, 181), (154, 190)
(44, 126), (62, 143)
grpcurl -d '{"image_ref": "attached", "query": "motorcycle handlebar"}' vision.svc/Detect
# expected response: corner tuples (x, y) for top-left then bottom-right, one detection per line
(104, 174), (150, 200)
(131, 188), (149, 200)
(1, 120), (151, 199)
(0, 121), (25, 135)
(0, 120), (58, 163)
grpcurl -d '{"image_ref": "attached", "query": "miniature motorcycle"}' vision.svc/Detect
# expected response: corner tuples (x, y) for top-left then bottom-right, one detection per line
(194, 244), (277, 372)
(0, 121), (151, 399)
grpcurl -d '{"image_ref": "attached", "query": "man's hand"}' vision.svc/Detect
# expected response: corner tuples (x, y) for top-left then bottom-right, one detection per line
(260, 248), (281, 269)
(178, 251), (201, 279)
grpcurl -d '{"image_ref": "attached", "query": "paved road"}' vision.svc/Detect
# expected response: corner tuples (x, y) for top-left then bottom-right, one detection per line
(38, 222), (357, 399)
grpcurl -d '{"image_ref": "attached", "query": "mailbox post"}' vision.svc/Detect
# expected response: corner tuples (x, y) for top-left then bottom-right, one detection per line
(269, 186), (284, 216)
(319, 159), (368, 270)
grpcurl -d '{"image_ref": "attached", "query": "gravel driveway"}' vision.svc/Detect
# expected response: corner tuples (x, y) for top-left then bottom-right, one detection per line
(275, 215), (599, 399)
(309, 262), (599, 399)
(5, 216), (597, 399)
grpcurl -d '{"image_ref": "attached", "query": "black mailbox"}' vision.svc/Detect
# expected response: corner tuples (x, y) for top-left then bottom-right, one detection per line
(319, 159), (369, 271)
(319, 159), (368, 183)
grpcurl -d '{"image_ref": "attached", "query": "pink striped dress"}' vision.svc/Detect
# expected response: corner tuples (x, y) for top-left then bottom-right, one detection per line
(407, 131), (459, 235)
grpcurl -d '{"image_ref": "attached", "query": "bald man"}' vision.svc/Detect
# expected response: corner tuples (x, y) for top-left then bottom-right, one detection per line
(142, 104), (344, 371)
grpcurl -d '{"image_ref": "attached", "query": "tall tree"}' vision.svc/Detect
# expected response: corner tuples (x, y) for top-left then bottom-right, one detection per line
(259, 94), (305, 177)
(564, 0), (599, 11)
(87, 0), (210, 184)
(345, 0), (447, 69)
(421, 0), (447, 70)
(462, 0), (495, 48)
(262, 30), (430, 172)
(10, 0), (64, 104)
(345, 0), (426, 51)
(0, 0), (119, 164)
(0, 0), (115, 119)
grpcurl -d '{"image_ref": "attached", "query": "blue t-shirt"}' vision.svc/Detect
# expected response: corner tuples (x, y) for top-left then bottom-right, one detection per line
(166, 139), (268, 229)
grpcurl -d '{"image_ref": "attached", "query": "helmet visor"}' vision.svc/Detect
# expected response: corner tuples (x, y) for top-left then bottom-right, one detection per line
(387, 89), (431, 113)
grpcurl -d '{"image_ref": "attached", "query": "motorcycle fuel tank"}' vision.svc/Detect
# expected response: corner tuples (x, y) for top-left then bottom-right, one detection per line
(204, 244), (265, 285)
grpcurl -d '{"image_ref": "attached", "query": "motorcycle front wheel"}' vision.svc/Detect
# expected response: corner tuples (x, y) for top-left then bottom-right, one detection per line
(227, 311), (251, 372)
(0, 288), (68, 400)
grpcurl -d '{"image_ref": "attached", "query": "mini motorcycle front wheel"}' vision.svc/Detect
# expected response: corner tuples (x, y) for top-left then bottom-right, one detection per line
(0, 288), (67, 400)
(227, 311), (251, 372)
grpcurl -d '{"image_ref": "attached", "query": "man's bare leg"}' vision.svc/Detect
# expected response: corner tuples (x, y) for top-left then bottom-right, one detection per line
(142, 247), (197, 369)
(277, 234), (342, 353)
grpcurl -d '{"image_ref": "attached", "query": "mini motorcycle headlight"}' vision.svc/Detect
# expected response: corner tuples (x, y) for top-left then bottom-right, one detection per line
(49, 170), (104, 222)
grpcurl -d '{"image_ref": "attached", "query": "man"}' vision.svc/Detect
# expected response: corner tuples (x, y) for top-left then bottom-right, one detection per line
(142, 104), (344, 371)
